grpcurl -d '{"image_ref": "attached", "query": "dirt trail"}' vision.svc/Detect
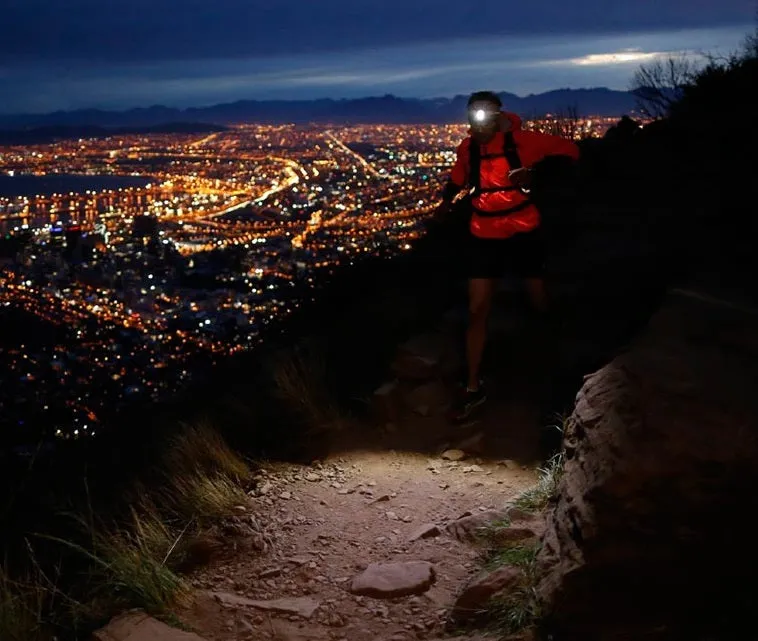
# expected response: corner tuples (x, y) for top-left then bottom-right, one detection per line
(179, 450), (538, 641)
(177, 294), (569, 640)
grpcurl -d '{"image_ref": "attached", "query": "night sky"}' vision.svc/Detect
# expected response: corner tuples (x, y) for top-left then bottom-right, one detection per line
(1, 0), (755, 113)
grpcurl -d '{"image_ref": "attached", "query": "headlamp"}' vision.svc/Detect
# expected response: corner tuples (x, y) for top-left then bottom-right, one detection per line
(467, 103), (499, 128)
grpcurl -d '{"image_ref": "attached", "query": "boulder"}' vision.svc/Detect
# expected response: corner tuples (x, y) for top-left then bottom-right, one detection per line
(403, 380), (448, 416)
(391, 352), (440, 380)
(537, 296), (758, 639)
(372, 380), (402, 422)
(391, 331), (458, 380)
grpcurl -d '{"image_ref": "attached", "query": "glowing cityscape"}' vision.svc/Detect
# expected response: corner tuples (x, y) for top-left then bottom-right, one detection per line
(0, 117), (619, 445)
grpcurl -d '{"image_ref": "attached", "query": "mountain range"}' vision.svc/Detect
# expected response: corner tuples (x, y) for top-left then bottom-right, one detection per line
(0, 88), (642, 133)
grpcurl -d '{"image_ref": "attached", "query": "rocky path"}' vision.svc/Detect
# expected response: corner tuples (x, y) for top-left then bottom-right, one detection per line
(97, 295), (554, 641)
(178, 449), (538, 641)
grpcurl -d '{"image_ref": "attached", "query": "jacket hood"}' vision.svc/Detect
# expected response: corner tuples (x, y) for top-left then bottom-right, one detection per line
(500, 111), (522, 131)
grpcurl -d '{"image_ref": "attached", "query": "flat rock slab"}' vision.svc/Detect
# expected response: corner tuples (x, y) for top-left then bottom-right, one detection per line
(209, 591), (321, 619)
(92, 612), (208, 641)
(350, 561), (436, 598)
(452, 566), (523, 620)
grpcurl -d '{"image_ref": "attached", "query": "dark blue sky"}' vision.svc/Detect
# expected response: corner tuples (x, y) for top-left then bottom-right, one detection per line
(1, 0), (755, 113)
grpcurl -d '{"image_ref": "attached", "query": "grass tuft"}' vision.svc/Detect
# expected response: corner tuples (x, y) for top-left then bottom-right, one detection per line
(164, 473), (248, 521)
(165, 421), (251, 484)
(512, 451), (565, 514)
(486, 544), (539, 573)
(476, 445), (568, 638)
(488, 584), (542, 638)
(86, 513), (189, 616)
(43, 507), (189, 620)
(271, 342), (352, 433)
(483, 542), (542, 637)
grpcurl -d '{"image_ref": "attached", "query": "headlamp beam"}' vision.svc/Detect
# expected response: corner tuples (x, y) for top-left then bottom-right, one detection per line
(467, 102), (499, 128)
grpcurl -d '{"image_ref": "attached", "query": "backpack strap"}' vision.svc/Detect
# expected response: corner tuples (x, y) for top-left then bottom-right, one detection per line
(469, 139), (481, 192)
(503, 130), (522, 170)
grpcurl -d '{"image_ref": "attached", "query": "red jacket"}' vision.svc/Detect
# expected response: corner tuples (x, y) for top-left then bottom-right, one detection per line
(449, 112), (580, 239)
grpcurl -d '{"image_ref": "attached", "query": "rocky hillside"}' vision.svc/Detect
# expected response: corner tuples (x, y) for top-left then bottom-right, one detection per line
(537, 289), (758, 640)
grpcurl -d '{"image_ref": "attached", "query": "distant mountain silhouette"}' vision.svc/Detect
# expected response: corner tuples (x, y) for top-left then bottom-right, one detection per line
(0, 122), (228, 145)
(0, 89), (641, 131)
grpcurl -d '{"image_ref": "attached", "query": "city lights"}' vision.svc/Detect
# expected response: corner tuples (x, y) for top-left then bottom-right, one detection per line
(0, 117), (620, 444)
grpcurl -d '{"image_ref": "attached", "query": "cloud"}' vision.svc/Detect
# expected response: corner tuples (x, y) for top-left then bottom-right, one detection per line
(1, 0), (754, 64)
(0, 23), (752, 113)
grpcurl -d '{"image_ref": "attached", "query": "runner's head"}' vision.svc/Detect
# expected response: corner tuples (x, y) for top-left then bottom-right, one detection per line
(467, 91), (502, 144)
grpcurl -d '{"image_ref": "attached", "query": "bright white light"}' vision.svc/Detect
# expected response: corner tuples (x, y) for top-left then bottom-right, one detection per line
(474, 109), (486, 122)
(571, 50), (662, 66)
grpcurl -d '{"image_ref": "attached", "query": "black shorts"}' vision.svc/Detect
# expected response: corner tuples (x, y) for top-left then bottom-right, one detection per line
(465, 229), (545, 279)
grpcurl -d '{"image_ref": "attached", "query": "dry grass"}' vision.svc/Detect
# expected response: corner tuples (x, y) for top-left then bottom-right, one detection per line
(0, 566), (49, 641)
(164, 473), (248, 521)
(512, 449), (565, 514)
(66, 509), (190, 617)
(1, 421), (251, 641)
(479, 447), (567, 637)
(165, 421), (251, 484)
(160, 421), (251, 521)
(271, 342), (352, 433)
(511, 456), (563, 514)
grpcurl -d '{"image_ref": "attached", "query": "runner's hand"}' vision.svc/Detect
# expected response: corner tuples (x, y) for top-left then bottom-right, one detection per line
(424, 200), (452, 231)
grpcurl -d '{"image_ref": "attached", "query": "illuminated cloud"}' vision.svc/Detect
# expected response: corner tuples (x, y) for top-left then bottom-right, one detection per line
(571, 50), (665, 66)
